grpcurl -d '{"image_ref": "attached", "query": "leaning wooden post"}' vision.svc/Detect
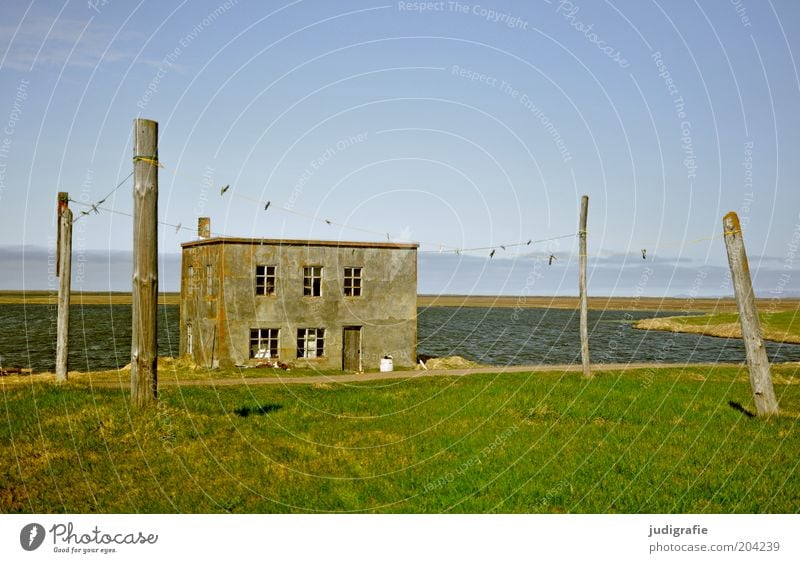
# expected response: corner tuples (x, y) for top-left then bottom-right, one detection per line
(723, 212), (778, 415)
(55, 193), (72, 382)
(578, 195), (591, 378)
(131, 118), (159, 406)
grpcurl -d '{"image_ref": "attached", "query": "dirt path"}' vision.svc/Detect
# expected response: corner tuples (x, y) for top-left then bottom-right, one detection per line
(74, 362), (736, 388)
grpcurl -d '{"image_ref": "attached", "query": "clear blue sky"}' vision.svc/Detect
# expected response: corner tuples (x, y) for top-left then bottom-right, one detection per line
(1, 0), (799, 295)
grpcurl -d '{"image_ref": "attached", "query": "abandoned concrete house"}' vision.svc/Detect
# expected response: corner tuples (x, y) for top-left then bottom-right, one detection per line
(179, 234), (418, 371)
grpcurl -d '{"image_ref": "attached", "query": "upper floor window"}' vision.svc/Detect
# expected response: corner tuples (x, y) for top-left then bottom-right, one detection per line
(255, 265), (276, 296)
(343, 267), (362, 297)
(303, 266), (322, 296)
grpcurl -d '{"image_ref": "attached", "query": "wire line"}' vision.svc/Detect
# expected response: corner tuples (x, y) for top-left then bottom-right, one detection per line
(71, 170), (134, 224)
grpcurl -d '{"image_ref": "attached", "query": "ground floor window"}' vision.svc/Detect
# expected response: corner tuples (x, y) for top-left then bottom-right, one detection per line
(297, 328), (325, 358)
(250, 328), (279, 359)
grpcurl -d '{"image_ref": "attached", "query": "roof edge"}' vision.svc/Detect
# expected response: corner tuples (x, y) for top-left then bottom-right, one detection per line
(180, 237), (419, 250)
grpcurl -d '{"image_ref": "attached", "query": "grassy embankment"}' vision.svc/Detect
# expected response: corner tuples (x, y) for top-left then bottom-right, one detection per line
(635, 310), (800, 344)
(2, 364), (799, 513)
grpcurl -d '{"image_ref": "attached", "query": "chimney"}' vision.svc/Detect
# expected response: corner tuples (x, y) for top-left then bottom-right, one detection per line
(198, 217), (210, 239)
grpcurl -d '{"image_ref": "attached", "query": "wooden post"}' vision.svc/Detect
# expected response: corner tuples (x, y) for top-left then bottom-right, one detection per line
(723, 211), (779, 415)
(131, 118), (159, 407)
(56, 192), (68, 275)
(55, 194), (72, 382)
(579, 195), (591, 378)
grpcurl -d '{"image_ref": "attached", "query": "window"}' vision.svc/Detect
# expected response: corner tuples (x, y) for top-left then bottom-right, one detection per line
(297, 328), (325, 358)
(250, 328), (279, 359)
(206, 264), (213, 296)
(343, 267), (362, 297)
(187, 266), (196, 292)
(303, 266), (322, 296)
(255, 265), (276, 296)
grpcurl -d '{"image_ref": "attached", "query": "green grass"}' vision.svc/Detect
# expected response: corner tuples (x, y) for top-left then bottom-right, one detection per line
(685, 310), (799, 336)
(113, 356), (418, 382)
(635, 310), (800, 344)
(2, 365), (799, 513)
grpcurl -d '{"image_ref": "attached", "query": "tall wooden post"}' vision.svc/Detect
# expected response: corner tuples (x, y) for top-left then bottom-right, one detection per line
(131, 118), (159, 406)
(723, 211), (778, 415)
(578, 195), (591, 378)
(55, 193), (72, 382)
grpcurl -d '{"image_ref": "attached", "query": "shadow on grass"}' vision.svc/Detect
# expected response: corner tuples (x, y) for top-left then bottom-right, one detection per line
(728, 401), (756, 419)
(234, 403), (283, 417)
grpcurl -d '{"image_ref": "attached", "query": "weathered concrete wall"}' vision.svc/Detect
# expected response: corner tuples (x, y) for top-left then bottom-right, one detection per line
(180, 239), (417, 370)
(180, 245), (221, 367)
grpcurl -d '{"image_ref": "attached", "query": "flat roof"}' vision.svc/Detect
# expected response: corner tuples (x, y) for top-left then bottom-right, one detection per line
(181, 237), (419, 250)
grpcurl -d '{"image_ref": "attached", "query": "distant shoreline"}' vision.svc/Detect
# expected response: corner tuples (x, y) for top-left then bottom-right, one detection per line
(2, 290), (799, 313)
(418, 294), (800, 313)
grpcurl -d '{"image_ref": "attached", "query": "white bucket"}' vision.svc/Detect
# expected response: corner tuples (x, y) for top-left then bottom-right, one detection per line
(379, 356), (394, 372)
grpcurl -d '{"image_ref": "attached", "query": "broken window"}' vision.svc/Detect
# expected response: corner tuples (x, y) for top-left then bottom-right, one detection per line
(250, 328), (279, 359)
(303, 266), (322, 296)
(255, 265), (276, 296)
(343, 267), (362, 297)
(297, 328), (325, 358)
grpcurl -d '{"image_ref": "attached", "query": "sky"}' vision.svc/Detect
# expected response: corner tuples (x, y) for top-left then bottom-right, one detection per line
(0, 0), (799, 296)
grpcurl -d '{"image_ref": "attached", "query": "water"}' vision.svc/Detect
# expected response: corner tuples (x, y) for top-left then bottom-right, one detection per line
(0, 304), (180, 372)
(2, 304), (800, 372)
(416, 307), (800, 366)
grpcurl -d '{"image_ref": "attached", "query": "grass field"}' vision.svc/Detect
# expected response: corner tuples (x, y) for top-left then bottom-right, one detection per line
(635, 310), (800, 344)
(417, 294), (800, 313)
(5, 290), (800, 312)
(2, 364), (799, 513)
(0, 291), (180, 305)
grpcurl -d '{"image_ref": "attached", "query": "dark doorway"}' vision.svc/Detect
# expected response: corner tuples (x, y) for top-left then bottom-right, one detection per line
(342, 326), (361, 372)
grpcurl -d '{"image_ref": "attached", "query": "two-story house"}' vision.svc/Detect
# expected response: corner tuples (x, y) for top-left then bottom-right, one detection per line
(179, 236), (418, 371)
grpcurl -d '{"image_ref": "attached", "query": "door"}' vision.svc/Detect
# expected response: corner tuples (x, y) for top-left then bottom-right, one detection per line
(342, 327), (361, 372)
